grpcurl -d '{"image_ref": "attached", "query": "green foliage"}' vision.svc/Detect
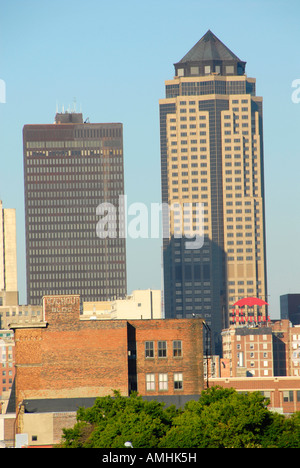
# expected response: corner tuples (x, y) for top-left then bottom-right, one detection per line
(58, 387), (300, 448)
(159, 388), (272, 448)
(261, 411), (300, 448)
(59, 390), (178, 448)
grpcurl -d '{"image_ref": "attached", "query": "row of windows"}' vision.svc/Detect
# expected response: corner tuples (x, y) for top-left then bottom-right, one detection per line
(175, 298), (210, 303)
(145, 340), (182, 358)
(26, 149), (121, 159)
(174, 99), (249, 107)
(26, 183), (123, 190)
(1, 362), (13, 367)
(27, 138), (121, 149)
(74, 127), (122, 139)
(29, 257), (126, 267)
(26, 173), (123, 181)
(173, 79), (249, 94)
(146, 373), (183, 391)
(166, 81), (254, 98)
(27, 194), (123, 210)
(1, 378), (13, 384)
(282, 391), (300, 403)
(0, 310), (40, 317)
(26, 161), (123, 171)
(29, 269), (125, 281)
(29, 288), (126, 298)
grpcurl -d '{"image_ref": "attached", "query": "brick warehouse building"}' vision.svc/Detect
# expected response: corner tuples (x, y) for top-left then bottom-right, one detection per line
(9, 295), (204, 446)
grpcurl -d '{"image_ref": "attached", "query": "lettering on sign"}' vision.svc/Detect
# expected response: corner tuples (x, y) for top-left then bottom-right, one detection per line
(45, 296), (80, 307)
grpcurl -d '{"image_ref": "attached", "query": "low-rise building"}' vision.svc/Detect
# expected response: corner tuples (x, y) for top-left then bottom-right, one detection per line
(0, 329), (15, 410)
(82, 289), (162, 320)
(8, 294), (203, 447)
(210, 376), (300, 415)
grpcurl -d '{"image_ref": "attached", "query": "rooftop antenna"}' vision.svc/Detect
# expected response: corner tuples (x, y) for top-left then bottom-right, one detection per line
(73, 97), (77, 113)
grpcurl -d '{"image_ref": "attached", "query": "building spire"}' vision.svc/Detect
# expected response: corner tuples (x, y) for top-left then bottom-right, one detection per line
(174, 30), (246, 77)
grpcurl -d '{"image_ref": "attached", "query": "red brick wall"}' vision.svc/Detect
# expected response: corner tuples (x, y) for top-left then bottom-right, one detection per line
(210, 377), (300, 414)
(14, 296), (129, 408)
(13, 297), (205, 416)
(53, 412), (77, 445)
(133, 318), (204, 395)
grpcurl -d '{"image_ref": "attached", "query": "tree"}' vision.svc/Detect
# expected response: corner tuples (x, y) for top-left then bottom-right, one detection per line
(159, 387), (274, 448)
(261, 411), (300, 448)
(58, 391), (178, 448)
(58, 387), (300, 448)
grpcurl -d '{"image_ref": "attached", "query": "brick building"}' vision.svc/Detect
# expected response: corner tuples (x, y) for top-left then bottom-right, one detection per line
(220, 320), (297, 378)
(8, 294), (204, 446)
(210, 376), (300, 415)
(208, 320), (300, 415)
(222, 325), (274, 377)
(0, 329), (15, 405)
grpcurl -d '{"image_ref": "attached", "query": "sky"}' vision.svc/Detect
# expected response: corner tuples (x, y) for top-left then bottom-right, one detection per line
(0, 0), (300, 318)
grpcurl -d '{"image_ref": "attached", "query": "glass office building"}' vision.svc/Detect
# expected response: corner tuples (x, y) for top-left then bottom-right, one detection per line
(23, 112), (127, 305)
(159, 31), (268, 354)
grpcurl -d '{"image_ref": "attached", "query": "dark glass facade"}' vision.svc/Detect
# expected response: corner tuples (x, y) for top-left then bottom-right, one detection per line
(166, 80), (255, 98)
(23, 114), (127, 305)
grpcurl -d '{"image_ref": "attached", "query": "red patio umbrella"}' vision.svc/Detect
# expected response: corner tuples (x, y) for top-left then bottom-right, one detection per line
(233, 297), (269, 307)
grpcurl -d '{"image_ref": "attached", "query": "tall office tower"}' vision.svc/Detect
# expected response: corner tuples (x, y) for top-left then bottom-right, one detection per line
(159, 31), (267, 354)
(23, 112), (127, 305)
(0, 201), (18, 293)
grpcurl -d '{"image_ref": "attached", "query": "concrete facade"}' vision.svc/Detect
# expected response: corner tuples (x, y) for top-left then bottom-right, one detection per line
(82, 289), (162, 320)
(0, 201), (18, 294)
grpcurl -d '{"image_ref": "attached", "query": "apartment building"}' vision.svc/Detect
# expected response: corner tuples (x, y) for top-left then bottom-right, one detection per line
(0, 329), (15, 405)
(222, 325), (273, 377)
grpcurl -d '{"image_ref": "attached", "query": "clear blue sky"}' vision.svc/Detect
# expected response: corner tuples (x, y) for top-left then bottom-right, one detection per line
(0, 0), (300, 318)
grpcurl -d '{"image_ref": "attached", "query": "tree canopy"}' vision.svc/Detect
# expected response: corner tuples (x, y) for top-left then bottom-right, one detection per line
(58, 387), (300, 448)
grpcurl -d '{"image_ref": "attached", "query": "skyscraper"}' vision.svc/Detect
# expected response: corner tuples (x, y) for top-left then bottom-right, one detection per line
(23, 112), (127, 305)
(159, 31), (268, 354)
(0, 200), (18, 294)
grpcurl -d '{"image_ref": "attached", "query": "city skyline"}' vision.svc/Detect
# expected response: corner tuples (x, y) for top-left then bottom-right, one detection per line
(0, 1), (300, 318)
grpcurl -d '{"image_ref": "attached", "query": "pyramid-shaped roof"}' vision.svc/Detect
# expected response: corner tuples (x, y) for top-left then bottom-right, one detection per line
(177, 30), (242, 64)
(174, 30), (246, 77)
